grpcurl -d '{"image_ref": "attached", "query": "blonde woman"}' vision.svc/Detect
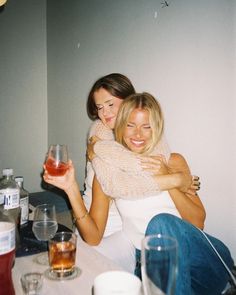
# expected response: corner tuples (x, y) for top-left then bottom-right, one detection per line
(44, 92), (233, 295)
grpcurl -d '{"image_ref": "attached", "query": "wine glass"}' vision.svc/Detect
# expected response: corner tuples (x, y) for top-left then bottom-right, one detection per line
(32, 203), (58, 265)
(45, 144), (69, 176)
(141, 234), (178, 295)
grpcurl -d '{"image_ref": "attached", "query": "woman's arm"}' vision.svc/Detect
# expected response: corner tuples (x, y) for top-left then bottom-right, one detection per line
(141, 153), (205, 228)
(140, 154), (199, 194)
(165, 153), (206, 229)
(88, 138), (198, 199)
(43, 160), (110, 245)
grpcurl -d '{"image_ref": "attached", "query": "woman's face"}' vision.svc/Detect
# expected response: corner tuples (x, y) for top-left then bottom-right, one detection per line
(94, 88), (123, 129)
(123, 108), (152, 154)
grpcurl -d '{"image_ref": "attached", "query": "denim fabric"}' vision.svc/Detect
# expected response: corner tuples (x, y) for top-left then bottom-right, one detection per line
(135, 213), (234, 295)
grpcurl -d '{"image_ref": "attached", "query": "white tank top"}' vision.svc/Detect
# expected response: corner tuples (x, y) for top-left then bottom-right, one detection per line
(115, 191), (181, 249)
(83, 161), (123, 237)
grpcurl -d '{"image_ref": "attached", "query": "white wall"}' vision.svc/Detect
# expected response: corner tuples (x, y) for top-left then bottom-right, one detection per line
(0, 0), (47, 191)
(0, 0), (235, 259)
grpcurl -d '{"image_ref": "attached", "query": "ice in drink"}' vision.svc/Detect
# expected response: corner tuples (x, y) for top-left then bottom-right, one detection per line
(48, 232), (77, 278)
(49, 241), (76, 272)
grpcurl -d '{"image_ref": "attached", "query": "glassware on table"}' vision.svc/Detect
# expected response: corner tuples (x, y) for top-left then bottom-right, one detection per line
(45, 144), (69, 176)
(44, 231), (80, 280)
(141, 234), (178, 295)
(21, 272), (43, 295)
(32, 204), (58, 265)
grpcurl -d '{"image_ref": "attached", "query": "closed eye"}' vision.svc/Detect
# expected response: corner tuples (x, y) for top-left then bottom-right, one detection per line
(127, 123), (135, 127)
(96, 101), (114, 111)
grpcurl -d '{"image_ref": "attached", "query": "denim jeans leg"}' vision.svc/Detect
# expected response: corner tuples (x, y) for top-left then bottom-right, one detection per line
(144, 213), (234, 295)
(135, 249), (141, 279)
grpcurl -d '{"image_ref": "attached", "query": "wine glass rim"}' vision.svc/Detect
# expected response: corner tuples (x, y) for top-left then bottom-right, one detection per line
(49, 231), (77, 242)
(49, 144), (68, 148)
(53, 231), (76, 236)
(33, 203), (57, 220)
(142, 234), (177, 250)
(35, 203), (56, 209)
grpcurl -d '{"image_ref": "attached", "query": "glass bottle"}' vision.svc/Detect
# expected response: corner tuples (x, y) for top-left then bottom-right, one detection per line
(14, 176), (29, 226)
(0, 168), (21, 248)
(0, 211), (16, 295)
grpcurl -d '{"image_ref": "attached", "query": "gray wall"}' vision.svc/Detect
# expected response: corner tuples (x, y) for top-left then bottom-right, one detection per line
(0, 0), (235, 259)
(0, 0), (47, 190)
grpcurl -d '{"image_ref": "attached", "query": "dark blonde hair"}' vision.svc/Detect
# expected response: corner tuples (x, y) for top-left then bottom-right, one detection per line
(114, 92), (164, 154)
(87, 73), (135, 120)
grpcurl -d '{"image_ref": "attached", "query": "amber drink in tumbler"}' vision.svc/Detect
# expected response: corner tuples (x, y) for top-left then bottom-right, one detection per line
(48, 232), (77, 279)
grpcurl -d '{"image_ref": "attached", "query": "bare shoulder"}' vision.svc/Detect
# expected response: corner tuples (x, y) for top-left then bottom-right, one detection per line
(169, 153), (187, 163)
(168, 153), (190, 172)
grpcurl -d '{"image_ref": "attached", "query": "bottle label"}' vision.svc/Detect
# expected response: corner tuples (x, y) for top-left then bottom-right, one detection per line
(20, 196), (29, 224)
(0, 188), (20, 210)
(0, 222), (15, 255)
(0, 194), (4, 205)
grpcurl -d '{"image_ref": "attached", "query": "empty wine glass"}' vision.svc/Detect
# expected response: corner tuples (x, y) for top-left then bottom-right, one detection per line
(45, 144), (69, 176)
(32, 204), (58, 265)
(141, 234), (178, 295)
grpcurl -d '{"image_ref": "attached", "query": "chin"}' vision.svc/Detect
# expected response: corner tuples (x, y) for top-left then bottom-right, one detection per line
(129, 147), (145, 154)
(106, 120), (115, 129)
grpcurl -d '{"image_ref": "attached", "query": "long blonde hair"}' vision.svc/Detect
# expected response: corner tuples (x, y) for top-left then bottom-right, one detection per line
(114, 92), (164, 154)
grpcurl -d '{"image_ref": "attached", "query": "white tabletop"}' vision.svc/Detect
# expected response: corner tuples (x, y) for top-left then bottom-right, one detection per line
(12, 237), (123, 295)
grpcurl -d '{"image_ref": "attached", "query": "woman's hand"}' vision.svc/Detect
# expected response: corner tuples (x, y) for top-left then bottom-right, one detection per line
(43, 159), (77, 192)
(140, 154), (168, 175)
(140, 154), (200, 195)
(177, 174), (199, 195)
(87, 136), (100, 162)
(167, 154), (201, 195)
(189, 176), (201, 193)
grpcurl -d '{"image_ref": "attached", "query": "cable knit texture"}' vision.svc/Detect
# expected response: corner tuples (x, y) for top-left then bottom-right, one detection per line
(88, 120), (171, 200)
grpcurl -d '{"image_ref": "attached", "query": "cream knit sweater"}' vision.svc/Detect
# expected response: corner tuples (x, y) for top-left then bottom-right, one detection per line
(88, 120), (171, 200)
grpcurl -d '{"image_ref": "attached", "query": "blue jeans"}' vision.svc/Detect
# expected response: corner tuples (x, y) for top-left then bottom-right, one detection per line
(135, 213), (234, 295)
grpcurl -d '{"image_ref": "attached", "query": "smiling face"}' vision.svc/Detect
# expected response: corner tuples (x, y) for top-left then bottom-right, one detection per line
(94, 88), (123, 129)
(123, 108), (152, 154)
(114, 92), (164, 155)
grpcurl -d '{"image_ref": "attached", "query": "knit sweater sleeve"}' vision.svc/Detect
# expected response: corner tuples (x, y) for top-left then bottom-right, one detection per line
(92, 138), (171, 200)
(94, 141), (142, 173)
(92, 156), (161, 200)
(93, 135), (171, 173)
(88, 120), (114, 141)
(89, 120), (171, 199)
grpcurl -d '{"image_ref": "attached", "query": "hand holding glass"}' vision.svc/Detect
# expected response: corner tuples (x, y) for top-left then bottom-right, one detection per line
(45, 144), (69, 176)
(141, 234), (178, 295)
